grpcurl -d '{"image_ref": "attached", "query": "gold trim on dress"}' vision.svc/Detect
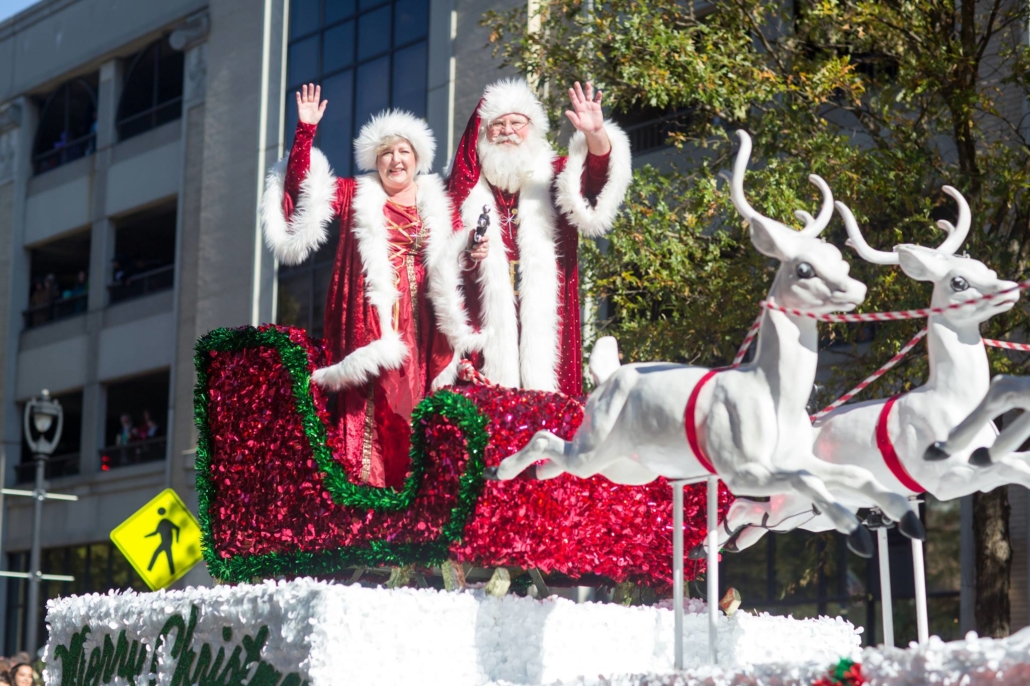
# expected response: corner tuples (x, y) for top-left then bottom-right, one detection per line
(360, 384), (375, 482)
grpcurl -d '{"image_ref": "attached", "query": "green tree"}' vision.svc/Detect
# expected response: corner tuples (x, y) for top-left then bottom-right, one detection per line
(484, 0), (1030, 637)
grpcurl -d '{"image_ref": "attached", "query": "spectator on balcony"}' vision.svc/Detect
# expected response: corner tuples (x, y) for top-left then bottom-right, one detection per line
(115, 412), (135, 446)
(139, 409), (159, 439)
(28, 279), (51, 327)
(62, 270), (88, 314)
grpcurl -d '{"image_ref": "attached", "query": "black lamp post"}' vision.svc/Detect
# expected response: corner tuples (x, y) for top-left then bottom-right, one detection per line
(22, 389), (62, 657)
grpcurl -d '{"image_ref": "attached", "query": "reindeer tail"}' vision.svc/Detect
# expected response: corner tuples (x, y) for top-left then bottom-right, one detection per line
(589, 336), (622, 386)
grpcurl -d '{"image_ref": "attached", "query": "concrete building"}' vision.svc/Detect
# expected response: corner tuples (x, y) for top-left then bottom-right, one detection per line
(0, 0), (1025, 655)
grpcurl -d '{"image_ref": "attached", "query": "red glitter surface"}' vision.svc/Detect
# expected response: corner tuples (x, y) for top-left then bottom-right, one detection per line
(202, 326), (730, 585)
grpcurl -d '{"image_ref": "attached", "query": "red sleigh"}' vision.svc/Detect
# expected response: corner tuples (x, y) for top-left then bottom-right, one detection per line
(195, 325), (728, 587)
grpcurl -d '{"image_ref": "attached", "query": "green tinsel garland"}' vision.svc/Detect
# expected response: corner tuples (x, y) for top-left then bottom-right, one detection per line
(194, 326), (490, 583)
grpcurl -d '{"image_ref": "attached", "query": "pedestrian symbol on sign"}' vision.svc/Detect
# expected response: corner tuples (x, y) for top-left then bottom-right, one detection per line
(111, 489), (202, 590)
(145, 507), (181, 575)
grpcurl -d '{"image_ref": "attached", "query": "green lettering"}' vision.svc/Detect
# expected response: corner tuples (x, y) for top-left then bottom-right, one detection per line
(244, 662), (281, 686)
(83, 646), (102, 686)
(149, 613), (186, 685)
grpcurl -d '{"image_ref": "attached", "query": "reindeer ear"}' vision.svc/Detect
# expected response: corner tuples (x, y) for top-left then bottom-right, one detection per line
(749, 215), (792, 260)
(896, 244), (948, 282)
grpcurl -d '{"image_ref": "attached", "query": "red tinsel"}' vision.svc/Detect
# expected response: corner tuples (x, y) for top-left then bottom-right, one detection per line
(203, 325), (729, 586)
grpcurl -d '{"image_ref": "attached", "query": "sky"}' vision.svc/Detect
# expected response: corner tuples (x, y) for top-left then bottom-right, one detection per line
(0, 0), (39, 24)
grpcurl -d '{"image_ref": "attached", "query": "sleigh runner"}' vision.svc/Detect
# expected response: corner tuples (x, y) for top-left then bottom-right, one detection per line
(194, 324), (727, 586)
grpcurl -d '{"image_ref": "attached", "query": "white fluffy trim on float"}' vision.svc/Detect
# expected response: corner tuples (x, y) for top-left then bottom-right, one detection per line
(43, 580), (863, 686)
(555, 121), (633, 239)
(261, 146), (338, 266)
(353, 109), (436, 175)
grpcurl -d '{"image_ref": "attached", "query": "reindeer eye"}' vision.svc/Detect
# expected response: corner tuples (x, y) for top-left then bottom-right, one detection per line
(950, 276), (969, 292)
(796, 262), (815, 279)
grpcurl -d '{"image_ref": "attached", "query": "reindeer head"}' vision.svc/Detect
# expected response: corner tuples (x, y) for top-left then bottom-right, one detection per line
(839, 186), (1019, 327)
(730, 130), (867, 314)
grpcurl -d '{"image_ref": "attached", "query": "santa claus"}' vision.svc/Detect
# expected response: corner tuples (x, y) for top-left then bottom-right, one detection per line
(262, 84), (480, 488)
(444, 79), (632, 395)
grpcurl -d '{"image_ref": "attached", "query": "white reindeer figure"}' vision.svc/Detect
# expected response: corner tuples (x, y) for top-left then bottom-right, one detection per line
(703, 188), (1021, 555)
(489, 131), (920, 557)
(928, 373), (1030, 466)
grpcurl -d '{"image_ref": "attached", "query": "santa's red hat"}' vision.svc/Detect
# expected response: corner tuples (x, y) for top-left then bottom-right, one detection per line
(447, 78), (549, 209)
(353, 109), (436, 175)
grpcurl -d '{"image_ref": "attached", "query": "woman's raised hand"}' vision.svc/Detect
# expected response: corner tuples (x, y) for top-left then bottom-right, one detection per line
(297, 83), (327, 126)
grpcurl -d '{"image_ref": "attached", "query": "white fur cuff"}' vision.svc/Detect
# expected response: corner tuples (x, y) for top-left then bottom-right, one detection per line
(261, 147), (338, 266)
(310, 335), (408, 391)
(555, 121), (633, 238)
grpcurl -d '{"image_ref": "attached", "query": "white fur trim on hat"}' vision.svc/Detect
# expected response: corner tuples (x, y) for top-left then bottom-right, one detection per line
(353, 110), (436, 175)
(478, 78), (549, 135)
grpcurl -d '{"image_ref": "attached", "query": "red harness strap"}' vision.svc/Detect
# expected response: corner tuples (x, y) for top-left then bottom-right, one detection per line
(685, 369), (722, 475)
(876, 394), (926, 494)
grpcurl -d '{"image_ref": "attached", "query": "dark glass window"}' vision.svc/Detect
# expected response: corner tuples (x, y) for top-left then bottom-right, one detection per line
(5, 543), (148, 654)
(99, 370), (169, 471)
(116, 38), (184, 141)
(109, 202), (177, 305)
(285, 0), (430, 177)
(277, 237), (339, 339)
(24, 230), (91, 330)
(31, 75), (99, 174)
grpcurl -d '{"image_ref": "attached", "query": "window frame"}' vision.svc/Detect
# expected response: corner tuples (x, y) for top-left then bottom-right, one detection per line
(116, 37), (185, 142)
(31, 77), (98, 175)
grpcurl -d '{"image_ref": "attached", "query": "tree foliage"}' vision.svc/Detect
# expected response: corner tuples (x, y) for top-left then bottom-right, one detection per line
(485, 0), (1030, 400)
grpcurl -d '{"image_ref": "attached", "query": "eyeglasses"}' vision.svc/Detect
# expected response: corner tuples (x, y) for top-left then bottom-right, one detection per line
(488, 117), (530, 134)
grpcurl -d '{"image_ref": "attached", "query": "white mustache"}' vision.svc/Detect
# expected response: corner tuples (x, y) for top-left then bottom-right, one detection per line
(491, 134), (522, 145)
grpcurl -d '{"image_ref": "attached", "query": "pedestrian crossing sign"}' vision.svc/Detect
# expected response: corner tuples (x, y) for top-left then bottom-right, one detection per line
(110, 488), (203, 590)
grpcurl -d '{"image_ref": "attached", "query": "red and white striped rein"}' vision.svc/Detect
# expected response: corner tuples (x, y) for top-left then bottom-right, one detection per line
(728, 280), (1030, 416)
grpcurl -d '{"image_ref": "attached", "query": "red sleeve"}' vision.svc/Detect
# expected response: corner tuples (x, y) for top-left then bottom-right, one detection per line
(583, 150), (611, 199)
(283, 122), (319, 219)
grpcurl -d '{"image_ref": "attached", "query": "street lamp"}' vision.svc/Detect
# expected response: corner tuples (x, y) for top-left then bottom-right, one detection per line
(22, 389), (62, 657)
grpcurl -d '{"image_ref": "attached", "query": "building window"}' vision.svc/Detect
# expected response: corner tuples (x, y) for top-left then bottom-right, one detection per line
(285, 0), (430, 176)
(99, 371), (169, 471)
(32, 75), (99, 174)
(16, 390), (83, 484)
(719, 497), (961, 646)
(109, 202), (177, 305)
(117, 38), (185, 141)
(277, 237), (338, 338)
(23, 230), (91, 330)
(612, 106), (695, 155)
(5, 542), (148, 655)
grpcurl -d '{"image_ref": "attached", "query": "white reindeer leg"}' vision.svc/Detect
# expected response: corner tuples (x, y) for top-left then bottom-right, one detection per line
(987, 412), (1030, 463)
(726, 463), (872, 557)
(495, 431), (567, 479)
(928, 375), (1030, 460)
(801, 460), (925, 540)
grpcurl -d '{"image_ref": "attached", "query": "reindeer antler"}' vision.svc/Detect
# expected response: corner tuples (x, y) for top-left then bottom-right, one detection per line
(837, 200), (899, 265)
(798, 174), (833, 237)
(730, 131), (758, 223)
(936, 185), (970, 255)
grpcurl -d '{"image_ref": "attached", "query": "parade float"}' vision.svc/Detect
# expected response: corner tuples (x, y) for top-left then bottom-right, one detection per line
(41, 131), (1030, 685)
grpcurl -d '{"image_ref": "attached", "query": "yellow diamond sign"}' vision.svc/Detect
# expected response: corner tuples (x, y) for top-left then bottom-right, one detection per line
(110, 488), (203, 590)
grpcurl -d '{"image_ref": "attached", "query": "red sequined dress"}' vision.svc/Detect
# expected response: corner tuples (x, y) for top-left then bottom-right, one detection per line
(283, 122), (452, 488)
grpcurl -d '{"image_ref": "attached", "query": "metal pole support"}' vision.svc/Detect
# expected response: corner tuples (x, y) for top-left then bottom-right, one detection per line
(706, 476), (719, 666)
(910, 499), (929, 644)
(672, 479), (684, 670)
(24, 453), (46, 657)
(877, 526), (894, 648)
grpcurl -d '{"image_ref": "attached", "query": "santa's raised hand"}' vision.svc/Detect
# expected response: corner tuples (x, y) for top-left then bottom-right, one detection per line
(565, 81), (611, 156)
(297, 83), (328, 126)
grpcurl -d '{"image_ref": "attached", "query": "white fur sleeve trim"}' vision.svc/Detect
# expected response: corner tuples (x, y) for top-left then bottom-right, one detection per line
(311, 332), (409, 392)
(261, 147), (338, 266)
(554, 121), (633, 239)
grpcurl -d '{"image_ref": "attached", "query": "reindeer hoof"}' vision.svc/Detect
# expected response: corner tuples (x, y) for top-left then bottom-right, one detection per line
(970, 447), (993, 467)
(924, 442), (951, 461)
(688, 543), (707, 560)
(846, 526), (874, 558)
(482, 466), (501, 481)
(898, 511), (926, 541)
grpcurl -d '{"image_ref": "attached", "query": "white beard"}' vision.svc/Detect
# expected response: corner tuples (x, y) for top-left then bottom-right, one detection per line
(478, 132), (548, 193)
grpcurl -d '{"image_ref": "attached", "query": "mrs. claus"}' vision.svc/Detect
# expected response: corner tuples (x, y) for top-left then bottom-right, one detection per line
(262, 84), (481, 488)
